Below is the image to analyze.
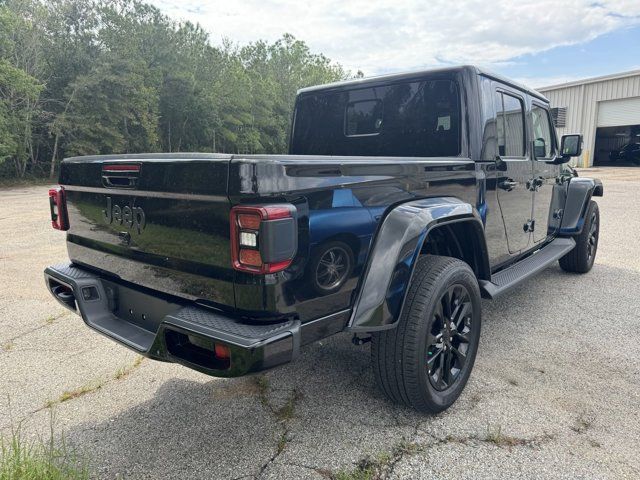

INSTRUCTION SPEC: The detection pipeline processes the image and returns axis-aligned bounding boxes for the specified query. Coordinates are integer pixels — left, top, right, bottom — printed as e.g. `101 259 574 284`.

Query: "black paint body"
51 66 602 376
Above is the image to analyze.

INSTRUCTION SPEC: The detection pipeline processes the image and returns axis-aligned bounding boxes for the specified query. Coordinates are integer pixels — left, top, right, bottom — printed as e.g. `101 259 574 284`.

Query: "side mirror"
554 134 582 165
560 134 582 157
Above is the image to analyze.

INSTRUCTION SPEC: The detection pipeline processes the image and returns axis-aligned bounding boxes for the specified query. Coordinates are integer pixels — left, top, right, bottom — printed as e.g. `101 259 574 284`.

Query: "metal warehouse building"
538 70 640 167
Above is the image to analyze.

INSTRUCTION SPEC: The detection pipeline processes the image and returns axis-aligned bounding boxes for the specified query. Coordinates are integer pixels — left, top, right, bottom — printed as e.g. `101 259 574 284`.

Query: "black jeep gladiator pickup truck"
45 66 603 412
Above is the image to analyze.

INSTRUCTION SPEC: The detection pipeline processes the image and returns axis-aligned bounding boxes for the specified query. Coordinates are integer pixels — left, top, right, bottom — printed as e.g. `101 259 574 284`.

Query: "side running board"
479 237 576 299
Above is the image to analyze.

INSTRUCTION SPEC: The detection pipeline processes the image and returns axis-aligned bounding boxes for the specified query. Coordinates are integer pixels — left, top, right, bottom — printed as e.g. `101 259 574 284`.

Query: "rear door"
531 103 560 243
59 154 235 307
494 88 533 254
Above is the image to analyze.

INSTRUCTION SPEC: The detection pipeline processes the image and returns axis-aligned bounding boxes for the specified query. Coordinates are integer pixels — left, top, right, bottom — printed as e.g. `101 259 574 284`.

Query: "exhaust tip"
48 279 77 312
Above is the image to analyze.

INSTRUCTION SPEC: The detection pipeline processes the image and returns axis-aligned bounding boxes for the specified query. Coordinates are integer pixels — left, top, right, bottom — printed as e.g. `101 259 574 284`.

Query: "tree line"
0 0 350 179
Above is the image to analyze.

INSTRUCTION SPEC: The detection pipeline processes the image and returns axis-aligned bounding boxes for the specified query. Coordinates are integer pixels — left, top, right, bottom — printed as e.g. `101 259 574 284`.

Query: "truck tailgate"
59 154 235 309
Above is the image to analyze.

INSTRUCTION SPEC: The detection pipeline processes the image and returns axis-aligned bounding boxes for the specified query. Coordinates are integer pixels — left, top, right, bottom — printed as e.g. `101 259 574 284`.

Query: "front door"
531 103 560 243
494 89 532 254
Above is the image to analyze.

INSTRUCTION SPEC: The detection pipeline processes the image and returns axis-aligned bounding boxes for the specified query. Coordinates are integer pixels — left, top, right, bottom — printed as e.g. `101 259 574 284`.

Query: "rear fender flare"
559 177 603 236
348 197 488 332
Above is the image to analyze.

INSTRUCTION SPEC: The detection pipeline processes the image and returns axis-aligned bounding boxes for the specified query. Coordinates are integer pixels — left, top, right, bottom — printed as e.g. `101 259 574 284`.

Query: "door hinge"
523 219 535 233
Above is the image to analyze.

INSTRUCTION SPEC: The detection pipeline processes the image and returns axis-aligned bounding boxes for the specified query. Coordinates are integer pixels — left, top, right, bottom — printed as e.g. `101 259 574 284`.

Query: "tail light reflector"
230 204 297 274
214 343 231 360
49 186 69 231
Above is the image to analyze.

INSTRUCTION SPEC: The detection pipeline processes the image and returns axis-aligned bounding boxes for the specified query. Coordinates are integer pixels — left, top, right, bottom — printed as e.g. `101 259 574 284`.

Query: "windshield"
290 77 461 157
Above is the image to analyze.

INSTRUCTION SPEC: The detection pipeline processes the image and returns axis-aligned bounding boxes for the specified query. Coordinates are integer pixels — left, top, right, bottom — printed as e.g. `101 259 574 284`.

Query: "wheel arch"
420 221 490 282
559 177 603 236
348 197 489 333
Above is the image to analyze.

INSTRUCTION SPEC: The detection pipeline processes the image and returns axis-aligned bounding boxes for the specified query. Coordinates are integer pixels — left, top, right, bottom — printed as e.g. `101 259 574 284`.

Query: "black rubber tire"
559 200 599 273
307 240 354 296
371 255 482 413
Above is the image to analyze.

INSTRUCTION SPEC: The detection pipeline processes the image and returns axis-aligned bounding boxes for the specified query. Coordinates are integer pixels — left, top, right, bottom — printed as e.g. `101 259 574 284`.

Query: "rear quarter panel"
228 155 478 321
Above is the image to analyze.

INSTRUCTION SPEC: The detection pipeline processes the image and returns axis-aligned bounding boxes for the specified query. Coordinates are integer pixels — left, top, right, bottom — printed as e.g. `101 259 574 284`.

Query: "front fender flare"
559 177 603 236
348 197 487 332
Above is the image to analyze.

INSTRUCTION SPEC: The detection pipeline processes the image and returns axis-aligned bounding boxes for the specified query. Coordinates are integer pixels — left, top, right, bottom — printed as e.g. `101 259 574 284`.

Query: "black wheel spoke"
453 302 471 330
442 351 453 386
451 346 466 365
437 352 446 385
453 330 470 343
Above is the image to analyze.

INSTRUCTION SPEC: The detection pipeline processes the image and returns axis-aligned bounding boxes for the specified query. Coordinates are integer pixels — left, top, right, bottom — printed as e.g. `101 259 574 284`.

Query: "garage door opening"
594 125 640 166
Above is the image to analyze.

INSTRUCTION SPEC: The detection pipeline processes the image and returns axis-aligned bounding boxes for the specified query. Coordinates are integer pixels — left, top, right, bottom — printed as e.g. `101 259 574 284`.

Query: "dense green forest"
0 0 349 180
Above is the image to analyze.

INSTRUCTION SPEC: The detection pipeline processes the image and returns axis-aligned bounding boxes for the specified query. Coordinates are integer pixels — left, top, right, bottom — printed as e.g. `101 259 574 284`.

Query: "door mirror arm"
547 153 571 165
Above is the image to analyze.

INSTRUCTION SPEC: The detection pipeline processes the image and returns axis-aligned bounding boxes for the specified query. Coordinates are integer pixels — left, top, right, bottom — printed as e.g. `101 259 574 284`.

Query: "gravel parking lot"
1 167 639 479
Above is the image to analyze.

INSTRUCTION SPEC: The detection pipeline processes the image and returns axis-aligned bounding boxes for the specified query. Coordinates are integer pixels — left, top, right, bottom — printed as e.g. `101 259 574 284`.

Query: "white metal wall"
539 72 640 167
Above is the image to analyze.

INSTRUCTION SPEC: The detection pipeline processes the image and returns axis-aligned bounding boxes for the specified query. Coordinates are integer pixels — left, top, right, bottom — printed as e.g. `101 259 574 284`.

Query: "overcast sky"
150 0 640 88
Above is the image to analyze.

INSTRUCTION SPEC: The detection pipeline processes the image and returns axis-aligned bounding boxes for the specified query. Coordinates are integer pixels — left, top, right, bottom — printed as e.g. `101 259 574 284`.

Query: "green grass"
113 356 144 380
333 440 421 480
44 356 144 409
0 423 88 480
333 452 392 480
484 425 519 447
274 389 303 422
253 375 270 407
43 313 67 326
44 380 105 409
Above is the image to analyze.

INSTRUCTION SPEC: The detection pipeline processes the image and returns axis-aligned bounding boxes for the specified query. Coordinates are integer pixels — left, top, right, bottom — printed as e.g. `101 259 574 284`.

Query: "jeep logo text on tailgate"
102 197 146 234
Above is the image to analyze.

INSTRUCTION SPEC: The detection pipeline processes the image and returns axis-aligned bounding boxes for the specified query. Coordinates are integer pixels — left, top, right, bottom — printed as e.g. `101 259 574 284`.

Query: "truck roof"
297 65 549 103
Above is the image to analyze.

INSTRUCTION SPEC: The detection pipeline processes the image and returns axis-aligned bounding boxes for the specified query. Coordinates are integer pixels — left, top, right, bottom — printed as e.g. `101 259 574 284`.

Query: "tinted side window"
532 105 554 158
495 92 525 157
346 100 383 136
291 78 461 157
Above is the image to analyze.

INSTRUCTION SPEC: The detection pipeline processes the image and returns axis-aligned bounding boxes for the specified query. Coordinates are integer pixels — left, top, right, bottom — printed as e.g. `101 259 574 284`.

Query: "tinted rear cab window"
291 78 461 157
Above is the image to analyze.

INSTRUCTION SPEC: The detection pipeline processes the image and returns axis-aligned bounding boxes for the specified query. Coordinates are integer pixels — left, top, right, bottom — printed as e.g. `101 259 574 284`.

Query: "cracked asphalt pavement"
1 167 639 479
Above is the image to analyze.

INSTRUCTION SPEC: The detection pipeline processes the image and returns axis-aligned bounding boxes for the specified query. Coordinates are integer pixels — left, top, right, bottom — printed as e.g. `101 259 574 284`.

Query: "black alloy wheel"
426 284 474 391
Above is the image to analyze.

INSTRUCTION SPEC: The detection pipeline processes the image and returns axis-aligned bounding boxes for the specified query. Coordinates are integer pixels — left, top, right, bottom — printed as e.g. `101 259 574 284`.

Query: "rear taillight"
48 186 69 231
230 204 297 274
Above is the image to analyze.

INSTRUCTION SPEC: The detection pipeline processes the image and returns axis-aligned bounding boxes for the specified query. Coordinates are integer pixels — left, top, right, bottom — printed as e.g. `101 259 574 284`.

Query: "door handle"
498 180 519 191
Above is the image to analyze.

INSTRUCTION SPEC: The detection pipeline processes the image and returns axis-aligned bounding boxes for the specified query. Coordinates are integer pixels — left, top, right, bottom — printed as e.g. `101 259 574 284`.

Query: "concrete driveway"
1 167 639 479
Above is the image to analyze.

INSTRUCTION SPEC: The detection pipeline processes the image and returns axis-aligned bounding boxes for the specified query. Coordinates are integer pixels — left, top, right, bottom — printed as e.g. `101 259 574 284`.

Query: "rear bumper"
45 263 347 377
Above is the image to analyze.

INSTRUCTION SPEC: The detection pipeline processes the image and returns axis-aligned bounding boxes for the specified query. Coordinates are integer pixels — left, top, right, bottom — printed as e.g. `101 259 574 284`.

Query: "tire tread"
372 255 480 412
559 200 599 273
